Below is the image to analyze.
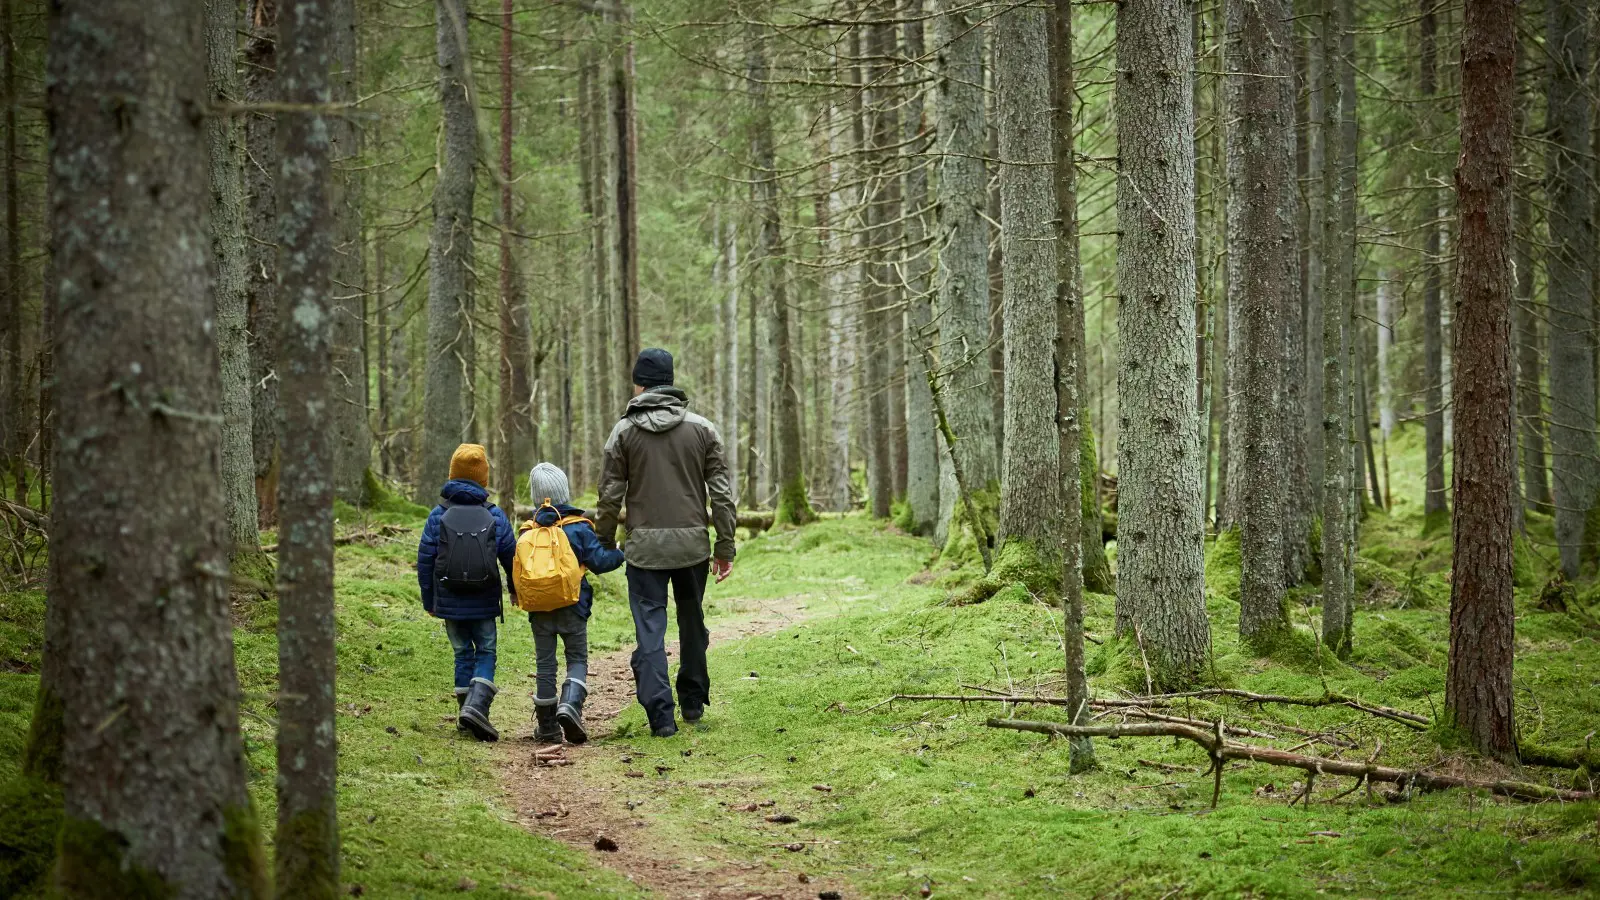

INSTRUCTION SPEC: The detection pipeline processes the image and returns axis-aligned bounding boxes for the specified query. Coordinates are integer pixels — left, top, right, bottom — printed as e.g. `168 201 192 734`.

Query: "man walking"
598 348 737 737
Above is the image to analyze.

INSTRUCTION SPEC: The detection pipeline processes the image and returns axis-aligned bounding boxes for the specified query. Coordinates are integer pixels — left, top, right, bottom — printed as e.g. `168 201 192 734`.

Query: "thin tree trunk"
934 0 1000 549
577 48 603 490
208 0 262 560
1356 319 1382 508
329 0 368 505
1448 0 1517 762
1515 168 1550 512
747 22 814 526
245 0 279 527
1115 0 1211 687
1545 0 1594 576
1422 0 1449 523
722 216 742 505
1050 0 1094 771
496 0 523 509
903 4 939 536
274 0 340 892
418 0 477 502
48 0 270 892
865 11 898 520
1303 5 1326 513
1377 274 1395 439
1228 0 1292 649
821 105 852 513
611 5 640 370
375 231 389 478
1285 6 1314 582
1321 0 1355 658
1 0 19 504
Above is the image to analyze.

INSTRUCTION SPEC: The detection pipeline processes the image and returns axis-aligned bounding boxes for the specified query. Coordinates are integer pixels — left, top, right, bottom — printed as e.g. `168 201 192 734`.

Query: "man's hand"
712 558 733 583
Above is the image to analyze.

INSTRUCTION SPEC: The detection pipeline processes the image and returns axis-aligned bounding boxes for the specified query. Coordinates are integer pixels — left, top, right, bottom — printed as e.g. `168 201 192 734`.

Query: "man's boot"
454 687 470 732
556 679 589 745
533 694 563 744
458 677 499 742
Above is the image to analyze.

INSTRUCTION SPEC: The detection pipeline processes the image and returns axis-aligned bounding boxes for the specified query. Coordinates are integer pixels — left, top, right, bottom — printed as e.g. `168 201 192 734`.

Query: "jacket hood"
624 386 689 434
531 502 584 527
439 478 491 505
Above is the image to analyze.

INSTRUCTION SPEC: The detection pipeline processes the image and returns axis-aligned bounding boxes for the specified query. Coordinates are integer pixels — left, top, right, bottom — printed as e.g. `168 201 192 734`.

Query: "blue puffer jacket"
417 479 517 620
530 503 625 619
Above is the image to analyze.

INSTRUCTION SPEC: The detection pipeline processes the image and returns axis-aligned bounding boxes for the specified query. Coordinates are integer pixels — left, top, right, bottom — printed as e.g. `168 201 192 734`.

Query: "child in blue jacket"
417 443 517 741
526 462 624 744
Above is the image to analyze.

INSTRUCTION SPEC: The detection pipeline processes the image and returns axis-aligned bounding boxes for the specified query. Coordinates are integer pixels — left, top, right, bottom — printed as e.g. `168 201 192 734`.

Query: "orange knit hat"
449 443 490 488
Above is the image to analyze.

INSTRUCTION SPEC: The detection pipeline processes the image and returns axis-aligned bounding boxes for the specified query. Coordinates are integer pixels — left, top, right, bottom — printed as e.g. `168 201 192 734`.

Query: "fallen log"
514 505 775 534
986 717 1594 804
883 694 1278 740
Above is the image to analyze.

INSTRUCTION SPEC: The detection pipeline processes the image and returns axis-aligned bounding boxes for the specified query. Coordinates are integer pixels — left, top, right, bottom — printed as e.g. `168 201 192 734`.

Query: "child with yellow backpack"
514 462 624 744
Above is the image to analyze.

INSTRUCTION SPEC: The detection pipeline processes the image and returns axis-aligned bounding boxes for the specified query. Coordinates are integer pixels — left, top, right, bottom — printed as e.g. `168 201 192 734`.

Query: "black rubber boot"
556 679 589 745
455 688 470 732
459 677 499 742
533 696 563 744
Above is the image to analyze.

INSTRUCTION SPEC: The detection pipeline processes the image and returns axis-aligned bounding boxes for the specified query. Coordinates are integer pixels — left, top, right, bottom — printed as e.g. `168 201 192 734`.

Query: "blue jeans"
444 617 497 688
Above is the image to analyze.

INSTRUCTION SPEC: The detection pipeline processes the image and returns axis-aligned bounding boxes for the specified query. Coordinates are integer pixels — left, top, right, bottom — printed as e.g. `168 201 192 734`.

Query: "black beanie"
632 347 674 388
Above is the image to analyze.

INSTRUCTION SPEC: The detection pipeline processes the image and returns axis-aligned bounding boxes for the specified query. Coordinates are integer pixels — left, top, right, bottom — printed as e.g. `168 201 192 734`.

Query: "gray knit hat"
528 462 571 506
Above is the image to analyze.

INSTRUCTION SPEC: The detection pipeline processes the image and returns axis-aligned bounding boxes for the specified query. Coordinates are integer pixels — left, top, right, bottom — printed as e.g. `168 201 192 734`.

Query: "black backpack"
435 499 499 594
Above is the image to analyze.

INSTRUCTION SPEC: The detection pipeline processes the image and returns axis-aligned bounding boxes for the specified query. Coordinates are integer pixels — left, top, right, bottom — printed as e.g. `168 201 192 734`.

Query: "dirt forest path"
492 591 848 900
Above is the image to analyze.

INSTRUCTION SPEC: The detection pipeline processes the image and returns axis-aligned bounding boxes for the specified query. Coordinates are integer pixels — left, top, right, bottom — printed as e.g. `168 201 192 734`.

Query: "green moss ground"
3 423 1599 897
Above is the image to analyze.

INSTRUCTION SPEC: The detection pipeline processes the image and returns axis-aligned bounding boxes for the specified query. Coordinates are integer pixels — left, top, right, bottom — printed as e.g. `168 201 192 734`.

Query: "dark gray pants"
529 606 588 704
626 561 710 728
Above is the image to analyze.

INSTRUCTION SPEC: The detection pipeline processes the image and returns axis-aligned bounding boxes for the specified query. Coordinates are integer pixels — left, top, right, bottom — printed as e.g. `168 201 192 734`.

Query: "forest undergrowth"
3 424 1599 898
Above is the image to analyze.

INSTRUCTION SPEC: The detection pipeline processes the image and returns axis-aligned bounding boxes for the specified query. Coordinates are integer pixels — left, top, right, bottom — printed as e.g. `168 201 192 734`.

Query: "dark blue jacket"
530 503 625 619
417 479 517 620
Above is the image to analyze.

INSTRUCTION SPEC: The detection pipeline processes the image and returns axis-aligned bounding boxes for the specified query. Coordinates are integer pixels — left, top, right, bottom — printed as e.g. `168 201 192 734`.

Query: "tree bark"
1515 163 1550 513
1545 0 1594 576
47 0 270 892
1 0 19 504
1320 0 1355 658
1421 0 1449 523
329 0 369 505
934 0 999 549
207 0 262 560
995 0 1060 586
747 22 814 526
496 0 531 508
245 0 279 527
902 3 939 536
611 5 640 375
820 103 851 513
1051 0 1094 772
1114 0 1211 687
1281 20 1311 584
1303 8 1326 514
274 0 341 892
722 215 742 505
862 11 899 520
1449 0 1518 762
418 0 478 502
1227 0 1293 649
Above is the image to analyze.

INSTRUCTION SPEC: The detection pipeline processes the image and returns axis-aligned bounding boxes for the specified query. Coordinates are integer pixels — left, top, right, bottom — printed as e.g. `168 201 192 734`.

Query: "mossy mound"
0 775 61 899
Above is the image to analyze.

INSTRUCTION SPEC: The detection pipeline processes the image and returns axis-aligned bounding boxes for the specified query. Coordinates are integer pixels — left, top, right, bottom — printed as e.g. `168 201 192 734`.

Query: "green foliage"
1205 528 1242 602
939 482 998 568
772 473 816 527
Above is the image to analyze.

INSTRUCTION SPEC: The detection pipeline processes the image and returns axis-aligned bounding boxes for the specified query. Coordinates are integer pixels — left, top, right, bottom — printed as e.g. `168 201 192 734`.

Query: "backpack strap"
555 514 593 529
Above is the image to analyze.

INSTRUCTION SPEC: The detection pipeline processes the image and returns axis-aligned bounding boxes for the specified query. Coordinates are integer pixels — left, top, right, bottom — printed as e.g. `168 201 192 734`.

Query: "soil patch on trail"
494 594 849 900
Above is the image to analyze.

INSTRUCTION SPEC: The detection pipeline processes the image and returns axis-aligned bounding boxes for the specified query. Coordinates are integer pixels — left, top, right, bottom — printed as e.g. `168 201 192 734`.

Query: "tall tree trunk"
934 0 999 551
1320 0 1355 658
1515 159 1550 513
208 0 263 562
47 0 270 892
1051 0 1094 772
1377 275 1395 439
1303 7 1326 514
1449 0 1517 761
611 5 640 373
245 0 279 527
496 0 529 509
995 0 1060 588
865 12 899 520
1545 0 1594 576
821 104 852 513
418 0 477 503
903 4 939 536
1281 19 1311 583
1228 0 1292 649
1 0 19 504
577 48 604 490
274 0 340 892
748 23 814 526
375 232 390 478
1356 320 1383 508
1114 0 1211 687
329 0 368 505
722 216 742 505
1421 0 1449 524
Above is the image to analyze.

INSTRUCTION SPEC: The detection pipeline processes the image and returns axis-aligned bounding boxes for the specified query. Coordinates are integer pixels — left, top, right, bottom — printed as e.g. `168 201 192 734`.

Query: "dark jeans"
443 617 497 688
529 606 589 702
626 561 710 728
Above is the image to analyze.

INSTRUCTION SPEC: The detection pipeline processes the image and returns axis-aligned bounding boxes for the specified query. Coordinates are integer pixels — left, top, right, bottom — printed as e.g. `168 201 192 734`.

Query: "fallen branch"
986 718 1593 803
0 498 49 533
263 522 410 554
1142 688 1431 730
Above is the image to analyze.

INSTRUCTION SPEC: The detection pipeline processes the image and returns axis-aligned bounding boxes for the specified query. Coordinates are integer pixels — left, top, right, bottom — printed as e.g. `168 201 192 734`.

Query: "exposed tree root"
986 718 1594 804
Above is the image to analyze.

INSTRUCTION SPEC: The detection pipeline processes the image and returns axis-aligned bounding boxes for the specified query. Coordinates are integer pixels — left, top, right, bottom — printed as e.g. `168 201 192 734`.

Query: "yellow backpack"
513 501 589 613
